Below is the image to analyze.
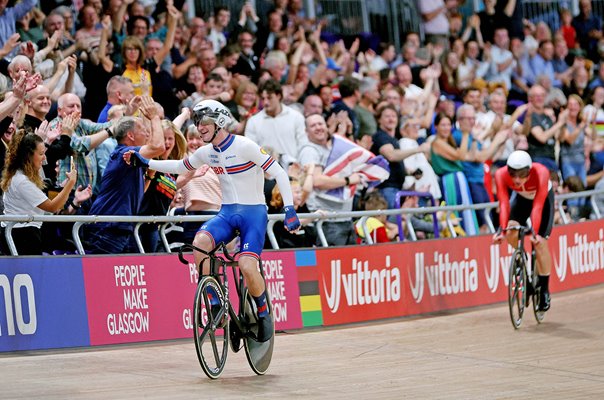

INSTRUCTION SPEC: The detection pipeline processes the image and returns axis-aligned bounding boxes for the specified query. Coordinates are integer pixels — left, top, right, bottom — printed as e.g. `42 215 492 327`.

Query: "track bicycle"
178 242 274 379
505 225 545 329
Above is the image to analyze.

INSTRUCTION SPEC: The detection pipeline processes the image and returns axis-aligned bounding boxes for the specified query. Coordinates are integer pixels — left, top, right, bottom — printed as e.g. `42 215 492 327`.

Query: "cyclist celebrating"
493 150 554 311
126 99 300 342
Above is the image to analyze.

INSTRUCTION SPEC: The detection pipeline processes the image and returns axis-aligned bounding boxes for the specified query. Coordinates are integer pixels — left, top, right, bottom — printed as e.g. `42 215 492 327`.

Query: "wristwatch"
344 176 350 186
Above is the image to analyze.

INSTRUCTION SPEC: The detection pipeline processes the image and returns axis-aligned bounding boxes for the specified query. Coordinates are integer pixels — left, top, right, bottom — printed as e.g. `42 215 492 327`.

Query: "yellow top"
122 66 152 97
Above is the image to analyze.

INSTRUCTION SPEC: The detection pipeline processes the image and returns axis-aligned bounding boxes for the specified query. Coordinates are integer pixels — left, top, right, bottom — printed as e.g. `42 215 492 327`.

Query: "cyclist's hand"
123 150 150 167
283 205 301 232
531 234 543 245
492 231 504 244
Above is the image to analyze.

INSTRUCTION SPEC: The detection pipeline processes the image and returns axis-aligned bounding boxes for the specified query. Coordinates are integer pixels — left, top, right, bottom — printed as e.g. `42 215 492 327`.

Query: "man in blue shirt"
0 0 35 54
86 96 165 254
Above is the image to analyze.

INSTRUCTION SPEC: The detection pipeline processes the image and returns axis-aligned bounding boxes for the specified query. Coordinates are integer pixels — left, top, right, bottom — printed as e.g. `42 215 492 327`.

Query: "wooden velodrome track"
1 284 604 399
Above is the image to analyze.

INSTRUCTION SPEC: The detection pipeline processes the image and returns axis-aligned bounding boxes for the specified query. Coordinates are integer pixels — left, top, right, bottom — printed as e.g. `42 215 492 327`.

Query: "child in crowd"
355 192 398 243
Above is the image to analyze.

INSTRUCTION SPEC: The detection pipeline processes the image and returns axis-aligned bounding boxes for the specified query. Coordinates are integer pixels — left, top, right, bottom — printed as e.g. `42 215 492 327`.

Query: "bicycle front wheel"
531 259 545 324
193 276 229 379
508 249 526 329
242 288 274 375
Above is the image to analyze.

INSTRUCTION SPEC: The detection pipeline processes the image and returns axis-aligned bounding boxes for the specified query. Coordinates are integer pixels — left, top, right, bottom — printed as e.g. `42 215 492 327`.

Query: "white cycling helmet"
507 150 532 171
192 99 233 129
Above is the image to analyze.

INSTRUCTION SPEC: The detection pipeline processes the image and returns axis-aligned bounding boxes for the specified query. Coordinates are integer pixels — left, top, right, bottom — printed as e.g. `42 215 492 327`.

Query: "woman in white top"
1 130 76 254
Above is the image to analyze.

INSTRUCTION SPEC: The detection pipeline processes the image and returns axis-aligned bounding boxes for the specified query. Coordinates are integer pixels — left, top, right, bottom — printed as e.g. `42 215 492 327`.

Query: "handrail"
1 188 602 255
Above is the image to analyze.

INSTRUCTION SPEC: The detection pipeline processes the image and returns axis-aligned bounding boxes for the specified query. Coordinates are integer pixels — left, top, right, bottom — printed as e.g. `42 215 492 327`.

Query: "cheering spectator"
137 120 187 252
371 105 428 212
0 130 76 255
245 79 307 167
522 84 567 172
51 93 113 195
85 96 165 254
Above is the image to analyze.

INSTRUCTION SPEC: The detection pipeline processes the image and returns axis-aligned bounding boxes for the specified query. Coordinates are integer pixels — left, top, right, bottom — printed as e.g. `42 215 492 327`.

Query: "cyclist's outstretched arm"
147 147 208 174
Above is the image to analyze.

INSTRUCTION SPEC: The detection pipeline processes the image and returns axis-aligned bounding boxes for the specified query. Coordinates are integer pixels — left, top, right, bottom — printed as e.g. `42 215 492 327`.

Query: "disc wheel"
508 250 526 329
193 276 229 379
242 288 274 375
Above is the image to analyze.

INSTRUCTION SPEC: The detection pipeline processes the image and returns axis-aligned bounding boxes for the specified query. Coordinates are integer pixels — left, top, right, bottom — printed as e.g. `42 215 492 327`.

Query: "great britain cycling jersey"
495 162 553 236
147 133 292 258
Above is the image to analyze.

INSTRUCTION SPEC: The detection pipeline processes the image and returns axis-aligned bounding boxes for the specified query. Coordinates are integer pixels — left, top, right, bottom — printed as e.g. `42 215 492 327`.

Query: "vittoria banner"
1 220 602 351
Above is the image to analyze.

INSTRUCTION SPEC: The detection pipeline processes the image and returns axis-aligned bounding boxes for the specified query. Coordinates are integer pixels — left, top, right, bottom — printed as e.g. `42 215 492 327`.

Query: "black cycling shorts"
509 189 555 238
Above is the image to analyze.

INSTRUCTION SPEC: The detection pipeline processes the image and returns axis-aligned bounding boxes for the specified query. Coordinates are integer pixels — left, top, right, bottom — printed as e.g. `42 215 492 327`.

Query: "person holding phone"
0 130 77 255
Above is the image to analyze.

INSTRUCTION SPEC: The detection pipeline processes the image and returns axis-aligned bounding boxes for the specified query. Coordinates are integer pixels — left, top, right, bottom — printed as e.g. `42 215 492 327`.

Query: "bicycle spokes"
508 252 526 329
194 277 229 379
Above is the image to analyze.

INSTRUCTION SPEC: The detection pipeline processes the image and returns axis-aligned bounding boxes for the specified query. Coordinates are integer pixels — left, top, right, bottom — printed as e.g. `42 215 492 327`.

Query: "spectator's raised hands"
66 55 78 74
35 120 51 141
19 41 35 60
74 184 93 204
48 29 62 50
139 95 158 120
469 14 480 29
11 72 30 99
2 33 20 55
61 111 81 135
349 37 360 56
101 15 112 32
126 95 142 116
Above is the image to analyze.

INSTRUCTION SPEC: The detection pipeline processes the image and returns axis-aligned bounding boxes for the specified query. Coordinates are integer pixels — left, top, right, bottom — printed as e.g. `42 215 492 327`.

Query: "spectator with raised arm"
50 93 113 196
371 104 429 213
0 0 36 54
0 129 76 255
85 95 165 254
522 84 567 172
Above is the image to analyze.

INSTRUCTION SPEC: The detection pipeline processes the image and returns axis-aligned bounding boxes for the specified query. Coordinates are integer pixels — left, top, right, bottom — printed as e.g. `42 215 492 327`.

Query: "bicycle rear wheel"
508 250 526 329
193 276 229 379
242 288 274 375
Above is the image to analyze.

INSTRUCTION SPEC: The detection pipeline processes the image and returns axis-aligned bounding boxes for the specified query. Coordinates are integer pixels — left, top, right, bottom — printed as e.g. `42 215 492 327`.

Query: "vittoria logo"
556 231 604 282
409 249 478 303
322 257 401 313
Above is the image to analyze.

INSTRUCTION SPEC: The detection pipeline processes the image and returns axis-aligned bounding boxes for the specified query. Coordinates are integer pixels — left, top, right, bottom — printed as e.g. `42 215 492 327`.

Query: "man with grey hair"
50 93 113 194
86 96 166 254
354 77 380 149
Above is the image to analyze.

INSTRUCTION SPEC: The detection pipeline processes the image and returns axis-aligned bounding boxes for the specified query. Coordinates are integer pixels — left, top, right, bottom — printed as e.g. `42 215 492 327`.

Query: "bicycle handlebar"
503 225 535 237
177 242 237 265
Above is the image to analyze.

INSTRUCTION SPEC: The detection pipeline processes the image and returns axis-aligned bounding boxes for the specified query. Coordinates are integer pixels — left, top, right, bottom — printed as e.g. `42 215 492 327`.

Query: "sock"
253 291 269 317
538 275 550 292
207 286 220 306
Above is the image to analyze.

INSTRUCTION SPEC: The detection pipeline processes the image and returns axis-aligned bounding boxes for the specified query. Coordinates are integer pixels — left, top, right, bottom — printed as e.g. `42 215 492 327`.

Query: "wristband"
344 176 350 186
106 128 113 137
69 199 81 209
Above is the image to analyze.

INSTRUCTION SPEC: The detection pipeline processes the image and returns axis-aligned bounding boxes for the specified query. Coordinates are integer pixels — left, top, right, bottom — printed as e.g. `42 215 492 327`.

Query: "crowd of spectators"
0 0 603 255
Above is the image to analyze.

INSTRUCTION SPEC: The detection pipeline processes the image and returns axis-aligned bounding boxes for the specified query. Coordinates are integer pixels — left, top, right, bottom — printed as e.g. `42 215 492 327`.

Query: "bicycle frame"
504 225 544 328
504 226 537 291
178 243 260 338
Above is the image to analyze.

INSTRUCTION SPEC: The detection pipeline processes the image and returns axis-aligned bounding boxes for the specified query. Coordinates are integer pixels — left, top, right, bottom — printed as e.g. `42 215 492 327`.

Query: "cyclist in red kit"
493 150 554 311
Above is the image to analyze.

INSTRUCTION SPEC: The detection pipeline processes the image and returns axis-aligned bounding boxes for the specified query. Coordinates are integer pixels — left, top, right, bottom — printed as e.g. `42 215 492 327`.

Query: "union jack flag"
316 135 390 203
